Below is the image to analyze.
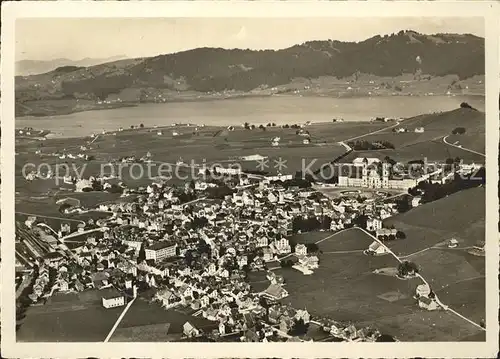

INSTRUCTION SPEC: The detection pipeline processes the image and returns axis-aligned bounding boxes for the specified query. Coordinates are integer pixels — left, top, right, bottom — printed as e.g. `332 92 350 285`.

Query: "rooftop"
146 241 177 251
100 287 124 300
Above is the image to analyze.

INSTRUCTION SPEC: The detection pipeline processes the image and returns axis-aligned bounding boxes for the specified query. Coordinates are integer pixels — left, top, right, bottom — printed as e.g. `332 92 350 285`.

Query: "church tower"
361 158 368 187
382 162 390 189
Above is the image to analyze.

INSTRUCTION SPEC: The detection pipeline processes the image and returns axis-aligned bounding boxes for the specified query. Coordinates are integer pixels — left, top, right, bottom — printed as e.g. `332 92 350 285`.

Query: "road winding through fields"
344 121 402 142
442 135 485 157
350 227 485 332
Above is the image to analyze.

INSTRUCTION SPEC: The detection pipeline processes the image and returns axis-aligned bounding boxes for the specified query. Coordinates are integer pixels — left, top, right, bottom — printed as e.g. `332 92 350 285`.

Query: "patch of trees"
106 183 123 194
289 318 309 336
58 203 72 214
292 217 321 233
409 167 485 204
190 216 209 230
280 259 295 268
376 334 396 342
395 195 412 213
384 156 397 166
460 102 476 110
347 140 395 150
352 214 369 229
177 191 196 204
305 243 320 253
451 127 466 135
397 260 419 278
205 184 235 199
276 172 314 189
396 231 406 239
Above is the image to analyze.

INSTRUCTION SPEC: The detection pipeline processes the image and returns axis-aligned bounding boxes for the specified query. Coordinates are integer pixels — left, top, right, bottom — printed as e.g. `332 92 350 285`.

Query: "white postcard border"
2 1 499 358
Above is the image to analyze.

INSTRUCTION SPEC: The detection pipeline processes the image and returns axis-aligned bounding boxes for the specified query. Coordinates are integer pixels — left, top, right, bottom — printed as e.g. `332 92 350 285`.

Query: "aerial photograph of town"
13 16 487 343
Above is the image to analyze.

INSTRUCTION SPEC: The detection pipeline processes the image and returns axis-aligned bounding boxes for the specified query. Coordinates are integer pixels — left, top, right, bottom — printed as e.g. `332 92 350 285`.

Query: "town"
15 149 486 342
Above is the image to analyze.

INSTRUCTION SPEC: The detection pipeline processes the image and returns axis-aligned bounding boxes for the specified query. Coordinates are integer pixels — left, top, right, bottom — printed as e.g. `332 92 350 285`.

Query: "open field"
357 108 484 149
15 119 392 221
288 231 333 245
411 248 484 291
17 290 123 342
275 227 484 341
112 298 217 341
435 277 485 325
384 187 485 256
344 108 485 163
343 140 484 164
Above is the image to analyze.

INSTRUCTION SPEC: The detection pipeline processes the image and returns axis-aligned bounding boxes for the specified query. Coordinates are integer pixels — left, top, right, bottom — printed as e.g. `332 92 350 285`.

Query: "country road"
344 121 401 142
354 226 486 332
313 226 485 332
104 296 137 342
442 135 485 157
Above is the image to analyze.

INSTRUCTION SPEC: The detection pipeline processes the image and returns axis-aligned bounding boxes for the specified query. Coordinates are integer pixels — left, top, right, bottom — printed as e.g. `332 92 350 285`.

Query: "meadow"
275 227 485 341
384 187 485 256
17 290 123 342
112 298 217 341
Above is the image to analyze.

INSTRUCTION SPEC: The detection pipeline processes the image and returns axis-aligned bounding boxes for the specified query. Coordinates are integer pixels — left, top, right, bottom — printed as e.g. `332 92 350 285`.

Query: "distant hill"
16 55 128 76
15 30 484 111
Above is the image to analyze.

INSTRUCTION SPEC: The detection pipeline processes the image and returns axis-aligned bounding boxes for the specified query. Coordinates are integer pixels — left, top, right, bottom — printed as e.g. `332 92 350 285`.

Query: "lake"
17 95 485 138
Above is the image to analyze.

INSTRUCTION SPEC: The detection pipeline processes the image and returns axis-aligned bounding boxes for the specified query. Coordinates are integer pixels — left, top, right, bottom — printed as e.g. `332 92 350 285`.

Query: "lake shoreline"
16 94 485 139
16 92 485 119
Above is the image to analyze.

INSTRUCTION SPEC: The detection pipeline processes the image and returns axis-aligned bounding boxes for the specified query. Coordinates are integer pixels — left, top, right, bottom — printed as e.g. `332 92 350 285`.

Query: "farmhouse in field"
183 321 200 337
239 154 267 162
101 288 126 309
365 241 388 255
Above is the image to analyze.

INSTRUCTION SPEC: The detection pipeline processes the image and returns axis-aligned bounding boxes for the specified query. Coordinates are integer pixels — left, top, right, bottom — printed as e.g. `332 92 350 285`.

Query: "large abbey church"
337 157 429 190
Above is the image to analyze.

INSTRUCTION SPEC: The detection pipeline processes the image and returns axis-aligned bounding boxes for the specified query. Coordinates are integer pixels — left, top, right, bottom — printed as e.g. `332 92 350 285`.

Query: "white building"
338 159 421 190
257 236 269 248
366 241 388 255
366 218 383 231
272 238 291 254
215 167 242 175
264 174 293 183
295 244 307 257
239 154 268 162
352 157 380 167
101 290 125 309
145 242 177 262
123 239 143 253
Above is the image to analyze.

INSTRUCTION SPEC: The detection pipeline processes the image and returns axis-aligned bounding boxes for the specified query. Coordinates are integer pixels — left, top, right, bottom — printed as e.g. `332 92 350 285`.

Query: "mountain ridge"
15 30 484 115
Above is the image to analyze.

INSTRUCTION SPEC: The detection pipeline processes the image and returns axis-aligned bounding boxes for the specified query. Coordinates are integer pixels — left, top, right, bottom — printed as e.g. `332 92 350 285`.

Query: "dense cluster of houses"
21 150 474 342
19 169 414 341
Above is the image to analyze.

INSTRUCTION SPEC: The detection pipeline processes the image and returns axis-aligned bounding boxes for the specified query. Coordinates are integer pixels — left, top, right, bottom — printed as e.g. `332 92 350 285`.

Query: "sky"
16 17 484 61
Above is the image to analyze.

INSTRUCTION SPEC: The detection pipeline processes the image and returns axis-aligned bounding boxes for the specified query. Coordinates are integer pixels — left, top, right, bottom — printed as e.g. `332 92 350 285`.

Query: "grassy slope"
343 108 485 163
384 186 485 255
277 228 483 341
17 291 123 342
